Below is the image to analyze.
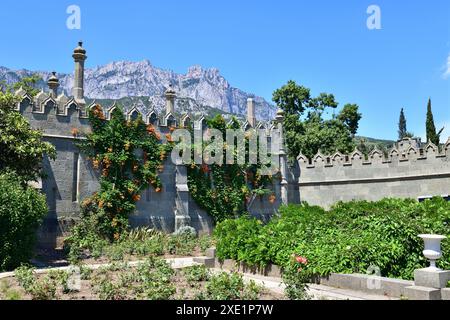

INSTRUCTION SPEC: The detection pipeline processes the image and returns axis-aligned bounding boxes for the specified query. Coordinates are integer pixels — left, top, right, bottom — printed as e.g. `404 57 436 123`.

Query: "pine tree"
426 98 440 145
398 108 407 140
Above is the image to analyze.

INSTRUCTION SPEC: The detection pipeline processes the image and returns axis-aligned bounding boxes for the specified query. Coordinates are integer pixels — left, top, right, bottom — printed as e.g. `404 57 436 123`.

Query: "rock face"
0 61 276 120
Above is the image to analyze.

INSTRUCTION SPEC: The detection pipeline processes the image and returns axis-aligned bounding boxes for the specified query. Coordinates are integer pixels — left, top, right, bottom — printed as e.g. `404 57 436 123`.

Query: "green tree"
398 108 407 140
337 104 362 137
425 98 444 146
0 172 48 271
272 80 359 160
0 88 56 183
13 74 42 97
272 80 311 116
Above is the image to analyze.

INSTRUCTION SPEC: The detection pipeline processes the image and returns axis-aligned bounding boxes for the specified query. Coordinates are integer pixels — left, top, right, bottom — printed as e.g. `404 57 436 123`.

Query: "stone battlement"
15 88 275 135
297 139 450 209
298 138 450 170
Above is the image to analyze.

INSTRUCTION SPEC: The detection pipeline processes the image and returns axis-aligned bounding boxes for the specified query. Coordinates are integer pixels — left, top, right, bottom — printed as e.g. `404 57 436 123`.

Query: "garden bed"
0 258 285 300
32 229 215 268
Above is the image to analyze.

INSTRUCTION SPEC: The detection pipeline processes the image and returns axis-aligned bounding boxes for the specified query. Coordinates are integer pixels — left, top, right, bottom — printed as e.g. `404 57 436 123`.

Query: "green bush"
202 272 261 300
183 265 210 284
214 198 450 280
214 216 266 267
15 265 59 300
0 173 47 271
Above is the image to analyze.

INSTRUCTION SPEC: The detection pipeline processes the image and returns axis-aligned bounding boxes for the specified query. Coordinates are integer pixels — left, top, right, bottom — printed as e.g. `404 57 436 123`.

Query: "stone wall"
15 90 290 247
297 139 450 209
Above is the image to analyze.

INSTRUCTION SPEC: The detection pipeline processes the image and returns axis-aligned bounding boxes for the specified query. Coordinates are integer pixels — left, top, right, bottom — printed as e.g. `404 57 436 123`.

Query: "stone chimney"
165 84 176 115
47 72 59 98
247 98 256 127
72 41 87 104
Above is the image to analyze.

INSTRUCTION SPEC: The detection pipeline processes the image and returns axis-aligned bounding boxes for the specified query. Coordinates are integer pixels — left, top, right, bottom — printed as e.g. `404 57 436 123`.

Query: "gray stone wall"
15 91 288 247
297 141 450 209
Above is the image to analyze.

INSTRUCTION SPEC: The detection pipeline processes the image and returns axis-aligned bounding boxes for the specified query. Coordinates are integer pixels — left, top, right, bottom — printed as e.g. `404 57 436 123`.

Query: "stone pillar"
174 158 191 232
72 41 87 104
165 85 176 115
47 72 59 98
247 98 256 127
275 108 289 205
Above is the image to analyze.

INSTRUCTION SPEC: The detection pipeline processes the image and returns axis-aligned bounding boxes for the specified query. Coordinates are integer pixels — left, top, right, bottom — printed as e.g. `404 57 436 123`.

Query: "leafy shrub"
127 227 163 241
282 255 311 300
91 257 176 300
183 265 210 284
165 234 198 256
173 226 197 237
214 198 450 280
202 272 261 300
92 274 128 300
0 172 48 271
132 258 176 300
199 235 214 253
214 216 266 266
15 265 57 300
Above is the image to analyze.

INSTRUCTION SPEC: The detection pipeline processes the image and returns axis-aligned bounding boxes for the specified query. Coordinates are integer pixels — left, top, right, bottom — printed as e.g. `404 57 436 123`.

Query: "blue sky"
0 0 449 141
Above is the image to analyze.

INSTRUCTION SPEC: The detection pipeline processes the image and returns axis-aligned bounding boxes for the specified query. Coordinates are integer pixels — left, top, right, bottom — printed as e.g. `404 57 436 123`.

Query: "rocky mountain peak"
0 60 276 120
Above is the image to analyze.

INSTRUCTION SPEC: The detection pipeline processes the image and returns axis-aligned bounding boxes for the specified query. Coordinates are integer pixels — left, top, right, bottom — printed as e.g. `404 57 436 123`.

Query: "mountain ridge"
0 60 276 121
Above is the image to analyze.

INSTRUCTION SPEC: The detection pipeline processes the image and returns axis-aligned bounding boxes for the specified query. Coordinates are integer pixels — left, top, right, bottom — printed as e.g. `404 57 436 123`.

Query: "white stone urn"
418 234 446 271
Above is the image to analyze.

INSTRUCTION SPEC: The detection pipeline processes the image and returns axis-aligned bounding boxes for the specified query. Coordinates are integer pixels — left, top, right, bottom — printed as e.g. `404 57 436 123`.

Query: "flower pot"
418 234 446 271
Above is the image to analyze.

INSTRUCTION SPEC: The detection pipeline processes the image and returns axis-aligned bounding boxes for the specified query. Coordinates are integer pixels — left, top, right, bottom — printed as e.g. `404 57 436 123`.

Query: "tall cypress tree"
426 98 439 145
398 108 407 140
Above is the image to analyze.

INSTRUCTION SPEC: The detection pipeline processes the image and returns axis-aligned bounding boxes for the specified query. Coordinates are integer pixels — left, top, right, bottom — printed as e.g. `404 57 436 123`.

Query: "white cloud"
443 53 450 79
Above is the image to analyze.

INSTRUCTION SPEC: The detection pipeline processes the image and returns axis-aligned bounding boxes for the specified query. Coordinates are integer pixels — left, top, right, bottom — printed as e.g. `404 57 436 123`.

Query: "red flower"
295 255 308 265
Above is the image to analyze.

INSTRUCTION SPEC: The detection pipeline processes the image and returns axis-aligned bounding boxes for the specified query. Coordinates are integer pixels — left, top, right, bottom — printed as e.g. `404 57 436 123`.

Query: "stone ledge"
414 268 450 289
205 247 216 259
405 286 441 300
441 288 450 300
193 257 215 268
214 259 282 278
317 273 413 298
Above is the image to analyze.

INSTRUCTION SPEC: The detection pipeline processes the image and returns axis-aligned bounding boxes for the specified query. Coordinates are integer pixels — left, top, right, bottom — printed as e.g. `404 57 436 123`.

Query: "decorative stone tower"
165 84 176 115
72 41 87 105
275 107 289 205
47 72 59 98
247 98 256 127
